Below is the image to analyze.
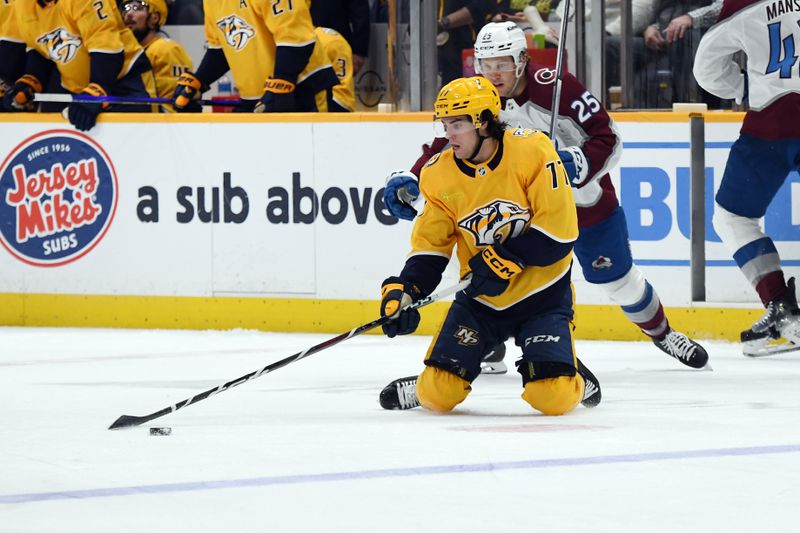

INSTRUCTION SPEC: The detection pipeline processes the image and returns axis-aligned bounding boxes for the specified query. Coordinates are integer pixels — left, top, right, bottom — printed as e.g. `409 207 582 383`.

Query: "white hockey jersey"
694 0 800 139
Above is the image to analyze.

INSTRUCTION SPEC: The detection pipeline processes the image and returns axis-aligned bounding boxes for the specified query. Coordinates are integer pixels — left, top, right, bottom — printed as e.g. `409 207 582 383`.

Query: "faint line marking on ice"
2 444 800 504
449 424 610 433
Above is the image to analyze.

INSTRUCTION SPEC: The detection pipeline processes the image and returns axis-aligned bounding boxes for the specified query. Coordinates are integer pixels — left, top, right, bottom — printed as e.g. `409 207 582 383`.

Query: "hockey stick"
548 0 571 138
34 92 244 107
108 279 471 430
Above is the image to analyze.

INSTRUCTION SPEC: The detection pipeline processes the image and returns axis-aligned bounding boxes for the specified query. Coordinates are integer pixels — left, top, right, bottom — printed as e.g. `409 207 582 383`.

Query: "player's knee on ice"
521 376 583 415
417 366 471 412
518 361 583 415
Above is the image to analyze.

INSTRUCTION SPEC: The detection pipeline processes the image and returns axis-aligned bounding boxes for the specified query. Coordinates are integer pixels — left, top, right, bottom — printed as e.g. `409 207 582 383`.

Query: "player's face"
478 56 517 97
123 1 151 37
441 116 479 159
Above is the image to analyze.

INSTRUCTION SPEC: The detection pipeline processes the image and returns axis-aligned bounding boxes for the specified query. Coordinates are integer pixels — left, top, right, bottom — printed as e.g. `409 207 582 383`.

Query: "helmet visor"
477 57 517 75
433 117 475 137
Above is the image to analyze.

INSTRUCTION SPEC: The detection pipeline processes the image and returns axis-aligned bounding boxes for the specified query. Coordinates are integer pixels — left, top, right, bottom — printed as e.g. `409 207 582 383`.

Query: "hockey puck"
149 427 172 436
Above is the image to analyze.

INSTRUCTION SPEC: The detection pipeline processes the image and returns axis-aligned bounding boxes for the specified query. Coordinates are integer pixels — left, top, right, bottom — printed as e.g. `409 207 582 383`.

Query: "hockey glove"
557 146 589 186
2 74 42 112
173 72 205 112
380 276 423 338
384 170 421 221
464 244 525 298
68 83 108 132
256 78 296 113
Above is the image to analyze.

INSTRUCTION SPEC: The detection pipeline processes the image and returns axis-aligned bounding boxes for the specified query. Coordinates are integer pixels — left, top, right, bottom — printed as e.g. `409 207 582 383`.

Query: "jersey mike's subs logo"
36 28 82 64
0 130 118 267
458 199 530 246
217 14 255 50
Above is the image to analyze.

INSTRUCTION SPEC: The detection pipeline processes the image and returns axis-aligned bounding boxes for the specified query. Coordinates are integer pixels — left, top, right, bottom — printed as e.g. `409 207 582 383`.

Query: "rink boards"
0 112 797 340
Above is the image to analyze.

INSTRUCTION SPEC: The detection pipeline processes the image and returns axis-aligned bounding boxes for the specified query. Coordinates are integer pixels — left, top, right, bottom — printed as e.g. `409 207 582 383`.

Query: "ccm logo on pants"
525 335 561 346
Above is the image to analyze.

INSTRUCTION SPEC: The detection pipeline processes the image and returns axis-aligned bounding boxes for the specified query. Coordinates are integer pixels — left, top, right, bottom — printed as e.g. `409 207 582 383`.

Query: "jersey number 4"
766 21 800 78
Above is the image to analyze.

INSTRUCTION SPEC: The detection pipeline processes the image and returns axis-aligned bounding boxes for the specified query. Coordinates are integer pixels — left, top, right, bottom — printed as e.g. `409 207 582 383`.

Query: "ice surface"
1 327 799 532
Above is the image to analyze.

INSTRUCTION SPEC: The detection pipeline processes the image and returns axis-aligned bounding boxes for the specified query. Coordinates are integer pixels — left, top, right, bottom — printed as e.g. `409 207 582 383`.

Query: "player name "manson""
766 0 800 20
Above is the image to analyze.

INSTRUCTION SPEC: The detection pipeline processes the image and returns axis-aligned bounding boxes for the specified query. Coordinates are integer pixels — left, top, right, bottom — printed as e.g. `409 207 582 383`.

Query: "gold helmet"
147 0 169 23
124 0 169 24
434 76 501 129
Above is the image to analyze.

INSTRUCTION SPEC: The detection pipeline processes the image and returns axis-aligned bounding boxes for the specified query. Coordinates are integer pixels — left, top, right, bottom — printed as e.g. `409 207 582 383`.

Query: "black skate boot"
577 358 601 408
379 375 420 410
653 329 709 368
741 278 800 356
480 342 507 374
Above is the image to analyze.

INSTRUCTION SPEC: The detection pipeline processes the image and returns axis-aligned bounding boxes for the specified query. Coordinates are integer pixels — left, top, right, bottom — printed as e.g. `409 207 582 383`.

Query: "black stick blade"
108 414 149 430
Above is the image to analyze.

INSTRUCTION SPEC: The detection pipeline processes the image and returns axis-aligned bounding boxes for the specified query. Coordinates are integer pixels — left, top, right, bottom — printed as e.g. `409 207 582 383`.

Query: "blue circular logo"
0 130 118 267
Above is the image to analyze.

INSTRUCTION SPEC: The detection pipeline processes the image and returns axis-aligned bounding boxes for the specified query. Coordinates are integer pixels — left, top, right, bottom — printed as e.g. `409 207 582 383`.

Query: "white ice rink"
1 326 799 532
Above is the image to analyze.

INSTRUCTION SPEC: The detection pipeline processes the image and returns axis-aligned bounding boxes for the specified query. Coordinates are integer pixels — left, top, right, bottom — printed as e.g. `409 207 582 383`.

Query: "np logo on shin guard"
458 199 530 246
454 325 480 346
0 130 118 267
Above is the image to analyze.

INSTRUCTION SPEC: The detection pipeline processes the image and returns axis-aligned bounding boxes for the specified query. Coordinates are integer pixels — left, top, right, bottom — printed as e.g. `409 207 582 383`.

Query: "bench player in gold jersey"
314 26 354 112
172 0 339 112
378 77 601 415
122 0 193 112
1 0 156 130
0 0 25 107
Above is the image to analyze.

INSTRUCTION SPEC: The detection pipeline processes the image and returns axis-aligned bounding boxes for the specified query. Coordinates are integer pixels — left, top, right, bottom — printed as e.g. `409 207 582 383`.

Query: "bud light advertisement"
0 130 118 267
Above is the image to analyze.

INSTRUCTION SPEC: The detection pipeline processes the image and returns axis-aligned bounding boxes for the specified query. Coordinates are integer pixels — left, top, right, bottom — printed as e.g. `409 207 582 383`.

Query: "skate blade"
743 338 800 357
480 361 508 374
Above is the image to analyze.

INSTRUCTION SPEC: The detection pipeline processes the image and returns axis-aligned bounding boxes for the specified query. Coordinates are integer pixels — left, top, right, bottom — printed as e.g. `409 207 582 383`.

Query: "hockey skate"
741 278 800 357
653 329 709 368
480 342 508 374
379 375 420 410
577 358 601 408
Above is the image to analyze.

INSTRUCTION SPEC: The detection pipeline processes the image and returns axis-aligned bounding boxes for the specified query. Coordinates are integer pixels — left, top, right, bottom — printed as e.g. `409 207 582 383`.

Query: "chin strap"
467 132 488 162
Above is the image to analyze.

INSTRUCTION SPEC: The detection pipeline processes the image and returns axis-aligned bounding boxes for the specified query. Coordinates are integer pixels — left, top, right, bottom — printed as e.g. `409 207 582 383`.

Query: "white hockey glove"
383 170 425 221
557 146 590 187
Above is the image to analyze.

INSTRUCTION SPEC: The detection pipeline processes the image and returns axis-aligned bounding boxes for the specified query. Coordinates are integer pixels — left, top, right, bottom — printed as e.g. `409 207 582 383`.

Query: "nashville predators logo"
458 199 530 246
216 15 256 50
36 28 82 64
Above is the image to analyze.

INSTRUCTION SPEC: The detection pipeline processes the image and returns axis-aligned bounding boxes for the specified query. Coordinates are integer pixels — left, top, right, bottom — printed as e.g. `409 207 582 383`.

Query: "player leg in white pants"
712 134 800 352
574 206 709 368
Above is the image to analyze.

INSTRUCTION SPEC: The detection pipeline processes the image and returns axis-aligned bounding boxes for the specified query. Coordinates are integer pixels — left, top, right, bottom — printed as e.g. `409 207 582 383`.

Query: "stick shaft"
549 0 571 138
108 279 469 430
34 93 243 107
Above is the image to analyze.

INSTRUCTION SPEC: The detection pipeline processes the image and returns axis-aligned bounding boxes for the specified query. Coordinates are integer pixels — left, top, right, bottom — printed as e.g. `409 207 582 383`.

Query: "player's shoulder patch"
510 127 538 138
424 152 442 168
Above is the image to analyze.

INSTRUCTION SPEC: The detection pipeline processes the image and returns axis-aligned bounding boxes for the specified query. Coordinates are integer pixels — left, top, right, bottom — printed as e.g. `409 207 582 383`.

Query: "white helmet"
474 22 528 78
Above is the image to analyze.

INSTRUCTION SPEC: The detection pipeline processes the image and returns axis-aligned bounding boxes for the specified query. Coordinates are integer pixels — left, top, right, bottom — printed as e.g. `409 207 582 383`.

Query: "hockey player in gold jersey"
314 27 354 112
172 0 339 112
378 77 600 415
1 0 156 130
0 0 25 107
123 0 193 112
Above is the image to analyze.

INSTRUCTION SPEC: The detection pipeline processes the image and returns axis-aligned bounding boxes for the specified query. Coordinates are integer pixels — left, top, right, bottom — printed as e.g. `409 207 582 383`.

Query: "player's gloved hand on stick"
557 145 589 186
68 83 109 131
2 74 42 112
172 72 205 112
255 78 296 113
380 276 423 338
464 243 525 298
384 170 421 221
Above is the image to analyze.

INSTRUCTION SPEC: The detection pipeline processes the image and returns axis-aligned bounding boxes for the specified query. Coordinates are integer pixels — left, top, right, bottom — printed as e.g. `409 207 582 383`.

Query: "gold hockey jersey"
203 0 333 99
415 128 578 310
314 27 354 111
0 0 21 45
145 36 193 105
14 0 145 93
